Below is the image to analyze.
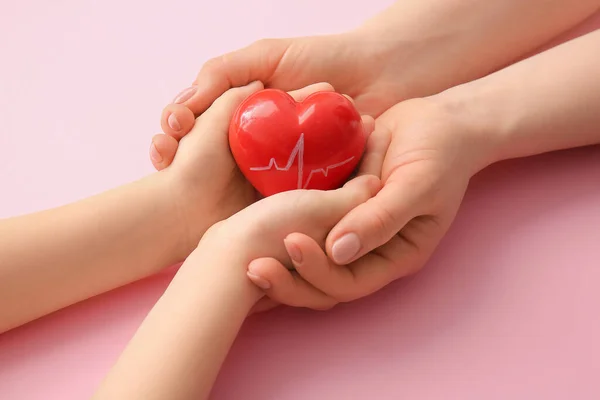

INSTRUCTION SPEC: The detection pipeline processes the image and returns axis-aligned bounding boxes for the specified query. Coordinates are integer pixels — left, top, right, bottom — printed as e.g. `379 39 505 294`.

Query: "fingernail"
172 86 197 104
167 113 181 131
331 233 361 264
284 238 303 263
149 143 162 163
247 271 271 290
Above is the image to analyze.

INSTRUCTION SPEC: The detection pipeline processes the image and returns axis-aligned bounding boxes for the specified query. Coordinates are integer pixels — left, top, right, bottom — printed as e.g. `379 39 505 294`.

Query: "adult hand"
246 98 493 308
150 31 406 170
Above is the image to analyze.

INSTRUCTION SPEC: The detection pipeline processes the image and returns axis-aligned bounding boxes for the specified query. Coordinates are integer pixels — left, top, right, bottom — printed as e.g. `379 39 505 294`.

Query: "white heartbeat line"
249 133 355 189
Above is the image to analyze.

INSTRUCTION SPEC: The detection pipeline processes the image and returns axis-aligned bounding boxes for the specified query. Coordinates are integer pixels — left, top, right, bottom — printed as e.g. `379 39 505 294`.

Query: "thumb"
184 81 264 148
326 178 424 265
186 39 290 116
316 175 382 227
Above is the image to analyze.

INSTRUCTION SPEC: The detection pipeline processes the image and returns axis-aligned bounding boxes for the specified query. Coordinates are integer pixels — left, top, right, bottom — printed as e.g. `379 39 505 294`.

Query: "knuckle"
291 190 322 213
251 38 278 50
201 56 224 73
370 204 400 243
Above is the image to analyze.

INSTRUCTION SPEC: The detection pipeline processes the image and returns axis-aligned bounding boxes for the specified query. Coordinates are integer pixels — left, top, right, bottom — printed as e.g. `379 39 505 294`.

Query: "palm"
174 128 258 222
358 100 473 276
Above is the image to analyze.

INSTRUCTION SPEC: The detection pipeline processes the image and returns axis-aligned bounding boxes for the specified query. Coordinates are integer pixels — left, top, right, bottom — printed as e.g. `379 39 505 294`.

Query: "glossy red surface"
229 89 366 196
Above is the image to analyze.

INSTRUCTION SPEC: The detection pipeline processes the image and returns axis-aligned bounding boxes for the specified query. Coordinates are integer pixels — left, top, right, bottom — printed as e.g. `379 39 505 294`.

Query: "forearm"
0 171 194 332
360 0 600 98
92 249 262 400
437 29 600 166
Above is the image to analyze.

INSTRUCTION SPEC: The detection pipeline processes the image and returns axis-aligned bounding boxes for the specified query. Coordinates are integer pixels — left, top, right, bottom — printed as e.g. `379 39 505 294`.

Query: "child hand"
245 98 492 309
162 81 374 256
194 175 381 311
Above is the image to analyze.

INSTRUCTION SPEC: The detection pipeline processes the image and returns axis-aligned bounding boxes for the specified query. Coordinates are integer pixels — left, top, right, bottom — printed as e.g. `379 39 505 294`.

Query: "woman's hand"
150 31 407 170
246 98 491 309
149 0 600 171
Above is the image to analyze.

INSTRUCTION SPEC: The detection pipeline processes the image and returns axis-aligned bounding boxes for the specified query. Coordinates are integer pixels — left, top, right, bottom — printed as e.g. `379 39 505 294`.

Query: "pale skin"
247 28 600 308
152 0 600 306
92 176 380 400
0 2 599 399
0 82 369 333
93 28 600 396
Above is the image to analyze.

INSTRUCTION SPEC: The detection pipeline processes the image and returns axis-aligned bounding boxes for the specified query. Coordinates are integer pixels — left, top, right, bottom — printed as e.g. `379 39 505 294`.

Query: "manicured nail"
172 86 197 104
284 238 303 263
331 233 361 264
149 143 162 163
167 113 181 131
247 272 271 290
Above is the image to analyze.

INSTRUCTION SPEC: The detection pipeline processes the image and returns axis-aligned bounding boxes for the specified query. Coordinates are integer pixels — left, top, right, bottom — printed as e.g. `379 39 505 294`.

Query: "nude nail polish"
172 86 197 104
331 233 361 264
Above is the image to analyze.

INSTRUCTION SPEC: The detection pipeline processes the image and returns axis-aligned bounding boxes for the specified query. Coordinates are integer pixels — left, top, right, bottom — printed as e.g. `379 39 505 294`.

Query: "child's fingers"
247 257 338 311
150 134 178 171
356 125 392 178
249 297 280 314
194 81 264 142
322 174 382 220
361 115 375 137
160 104 196 140
287 82 334 101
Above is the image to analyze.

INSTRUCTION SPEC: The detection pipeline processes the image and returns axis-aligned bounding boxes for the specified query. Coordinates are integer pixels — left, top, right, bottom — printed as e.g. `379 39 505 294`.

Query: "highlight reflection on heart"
229 89 366 196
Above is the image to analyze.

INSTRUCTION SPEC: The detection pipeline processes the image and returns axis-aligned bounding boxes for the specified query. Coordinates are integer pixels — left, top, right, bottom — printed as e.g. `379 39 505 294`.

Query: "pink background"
1 1 600 399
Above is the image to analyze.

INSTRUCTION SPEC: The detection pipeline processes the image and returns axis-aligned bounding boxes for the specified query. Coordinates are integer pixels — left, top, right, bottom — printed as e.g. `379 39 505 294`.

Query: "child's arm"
0 82 264 333
0 173 190 332
91 247 262 400
91 175 380 400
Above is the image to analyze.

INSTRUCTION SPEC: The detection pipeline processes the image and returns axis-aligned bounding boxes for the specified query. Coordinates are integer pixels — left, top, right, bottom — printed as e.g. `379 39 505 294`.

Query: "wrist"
429 81 508 173
174 232 264 312
159 168 235 261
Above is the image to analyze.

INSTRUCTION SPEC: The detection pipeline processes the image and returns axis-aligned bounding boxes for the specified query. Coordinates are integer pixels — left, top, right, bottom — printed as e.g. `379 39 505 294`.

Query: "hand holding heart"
229 89 366 196
165 81 376 254
248 99 483 309
158 82 484 310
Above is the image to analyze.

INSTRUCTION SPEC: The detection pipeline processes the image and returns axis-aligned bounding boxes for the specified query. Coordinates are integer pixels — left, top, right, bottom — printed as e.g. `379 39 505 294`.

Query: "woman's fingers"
283 233 357 302
247 231 429 308
164 38 289 133
326 174 425 265
187 39 290 116
247 250 338 311
279 233 406 303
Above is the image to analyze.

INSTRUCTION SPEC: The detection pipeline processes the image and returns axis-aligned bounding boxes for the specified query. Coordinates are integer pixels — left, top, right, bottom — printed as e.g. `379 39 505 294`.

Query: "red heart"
228 89 366 197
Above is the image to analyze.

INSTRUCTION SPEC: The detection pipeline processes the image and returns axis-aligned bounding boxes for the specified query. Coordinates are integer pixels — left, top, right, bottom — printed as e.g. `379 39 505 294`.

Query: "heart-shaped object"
228 89 366 197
